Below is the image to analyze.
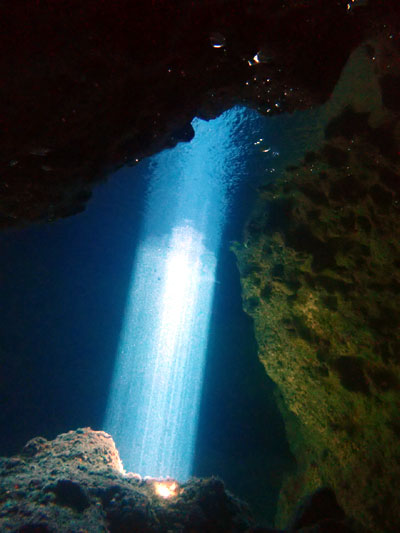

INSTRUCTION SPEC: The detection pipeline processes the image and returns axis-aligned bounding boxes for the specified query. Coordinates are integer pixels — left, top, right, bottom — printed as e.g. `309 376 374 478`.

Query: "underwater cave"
1 2 400 532
0 105 297 526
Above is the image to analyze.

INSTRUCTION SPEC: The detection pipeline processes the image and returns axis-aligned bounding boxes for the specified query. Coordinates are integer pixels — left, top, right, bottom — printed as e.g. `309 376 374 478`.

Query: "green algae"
233 107 400 532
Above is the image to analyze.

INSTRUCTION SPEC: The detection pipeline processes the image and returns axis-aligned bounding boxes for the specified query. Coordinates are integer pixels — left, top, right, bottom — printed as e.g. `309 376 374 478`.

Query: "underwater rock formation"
0 428 354 532
0 428 254 532
0 0 397 226
234 105 400 532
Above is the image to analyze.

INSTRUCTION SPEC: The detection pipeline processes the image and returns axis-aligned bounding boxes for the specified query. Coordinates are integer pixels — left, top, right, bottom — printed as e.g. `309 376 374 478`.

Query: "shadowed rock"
0 0 394 227
0 428 254 533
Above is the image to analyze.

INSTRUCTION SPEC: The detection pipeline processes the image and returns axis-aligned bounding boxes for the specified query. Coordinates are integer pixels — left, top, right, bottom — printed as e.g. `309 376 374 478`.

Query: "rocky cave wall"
233 34 400 533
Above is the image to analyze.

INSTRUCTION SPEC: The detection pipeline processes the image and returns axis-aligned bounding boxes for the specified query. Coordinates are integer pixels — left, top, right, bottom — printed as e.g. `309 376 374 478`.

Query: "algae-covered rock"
234 107 400 532
0 428 254 532
0 428 355 532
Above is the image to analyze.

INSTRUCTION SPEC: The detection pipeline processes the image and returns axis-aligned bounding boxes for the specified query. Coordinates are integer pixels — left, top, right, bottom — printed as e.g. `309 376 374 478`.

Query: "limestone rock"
234 104 400 532
0 428 253 532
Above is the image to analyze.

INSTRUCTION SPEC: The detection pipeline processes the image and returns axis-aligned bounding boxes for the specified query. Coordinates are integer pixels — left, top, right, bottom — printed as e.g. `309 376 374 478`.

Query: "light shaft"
104 107 251 480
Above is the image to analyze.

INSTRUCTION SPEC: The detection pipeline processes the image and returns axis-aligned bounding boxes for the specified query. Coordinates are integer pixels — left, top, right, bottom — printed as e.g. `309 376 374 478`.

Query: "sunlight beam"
104 106 253 480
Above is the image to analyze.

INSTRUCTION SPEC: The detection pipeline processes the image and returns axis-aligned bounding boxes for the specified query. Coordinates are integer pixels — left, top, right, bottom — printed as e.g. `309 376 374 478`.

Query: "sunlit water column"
104 107 252 480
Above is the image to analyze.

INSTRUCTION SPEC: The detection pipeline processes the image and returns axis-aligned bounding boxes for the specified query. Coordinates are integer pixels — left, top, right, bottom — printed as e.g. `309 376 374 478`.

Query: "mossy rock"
234 108 400 533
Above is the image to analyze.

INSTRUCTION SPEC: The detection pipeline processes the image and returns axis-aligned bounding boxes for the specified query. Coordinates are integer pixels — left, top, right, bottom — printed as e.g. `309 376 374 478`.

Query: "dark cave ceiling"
1 0 399 227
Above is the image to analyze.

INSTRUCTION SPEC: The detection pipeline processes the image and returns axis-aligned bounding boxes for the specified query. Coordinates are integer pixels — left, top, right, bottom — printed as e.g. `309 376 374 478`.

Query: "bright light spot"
160 227 202 339
253 53 260 63
210 32 226 48
154 480 179 499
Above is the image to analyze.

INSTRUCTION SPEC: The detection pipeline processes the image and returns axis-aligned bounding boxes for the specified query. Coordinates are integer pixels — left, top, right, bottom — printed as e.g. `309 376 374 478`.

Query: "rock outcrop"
234 98 400 532
0 428 354 532
0 428 254 532
232 12 400 531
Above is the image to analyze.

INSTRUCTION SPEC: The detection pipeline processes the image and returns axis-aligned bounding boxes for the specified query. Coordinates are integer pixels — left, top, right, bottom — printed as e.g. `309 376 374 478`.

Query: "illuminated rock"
0 428 254 532
0 428 354 531
234 106 400 532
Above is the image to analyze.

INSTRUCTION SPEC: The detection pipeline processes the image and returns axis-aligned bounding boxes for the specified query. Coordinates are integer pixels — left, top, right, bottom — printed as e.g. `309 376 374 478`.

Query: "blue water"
0 104 310 522
104 107 270 479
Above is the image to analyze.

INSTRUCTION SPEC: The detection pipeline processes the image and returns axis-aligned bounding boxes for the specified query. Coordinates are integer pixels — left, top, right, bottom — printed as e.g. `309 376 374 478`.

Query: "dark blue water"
0 164 148 452
0 106 310 524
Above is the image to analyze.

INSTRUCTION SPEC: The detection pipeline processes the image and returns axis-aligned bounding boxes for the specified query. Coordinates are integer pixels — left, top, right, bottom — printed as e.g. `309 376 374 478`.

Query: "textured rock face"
0 428 254 532
234 90 400 532
0 428 356 532
0 0 395 227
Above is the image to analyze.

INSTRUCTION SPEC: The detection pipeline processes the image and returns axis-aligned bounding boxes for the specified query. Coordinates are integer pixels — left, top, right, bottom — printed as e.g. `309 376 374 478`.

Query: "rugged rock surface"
234 93 400 532
0 0 397 226
0 428 353 533
0 428 254 532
